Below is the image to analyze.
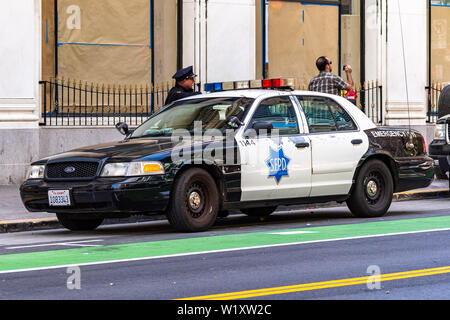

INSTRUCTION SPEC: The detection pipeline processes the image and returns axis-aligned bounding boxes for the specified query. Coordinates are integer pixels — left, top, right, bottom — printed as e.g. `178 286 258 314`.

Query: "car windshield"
131 97 255 138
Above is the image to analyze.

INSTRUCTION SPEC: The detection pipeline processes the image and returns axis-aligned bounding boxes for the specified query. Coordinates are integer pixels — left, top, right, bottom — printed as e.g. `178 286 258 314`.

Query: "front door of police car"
238 96 312 202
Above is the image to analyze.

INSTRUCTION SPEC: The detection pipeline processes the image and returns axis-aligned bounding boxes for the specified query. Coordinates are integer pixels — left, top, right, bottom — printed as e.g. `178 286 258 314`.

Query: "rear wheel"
166 168 219 232
56 214 104 231
346 160 393 218
241 206 277 217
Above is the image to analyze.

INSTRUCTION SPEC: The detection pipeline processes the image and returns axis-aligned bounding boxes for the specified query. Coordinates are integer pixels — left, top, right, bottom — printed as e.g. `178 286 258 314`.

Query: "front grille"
447 124 449 143
46 162 99 180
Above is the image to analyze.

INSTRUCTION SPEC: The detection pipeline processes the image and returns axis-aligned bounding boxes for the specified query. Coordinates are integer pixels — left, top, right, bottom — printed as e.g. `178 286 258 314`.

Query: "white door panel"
239 136 312 202
309 132 369 197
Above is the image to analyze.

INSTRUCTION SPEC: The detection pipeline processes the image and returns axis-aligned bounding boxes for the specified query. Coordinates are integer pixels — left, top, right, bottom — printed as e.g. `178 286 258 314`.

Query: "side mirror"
244 122 273 138
116 122 130 136
252 121 273 135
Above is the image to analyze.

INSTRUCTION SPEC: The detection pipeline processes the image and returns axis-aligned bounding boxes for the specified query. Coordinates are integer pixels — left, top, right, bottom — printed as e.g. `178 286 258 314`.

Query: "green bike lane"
1 215 450 274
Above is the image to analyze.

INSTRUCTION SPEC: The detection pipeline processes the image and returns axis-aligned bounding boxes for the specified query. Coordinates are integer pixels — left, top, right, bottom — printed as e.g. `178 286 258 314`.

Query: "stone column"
384 0 428 128
0 0 41 184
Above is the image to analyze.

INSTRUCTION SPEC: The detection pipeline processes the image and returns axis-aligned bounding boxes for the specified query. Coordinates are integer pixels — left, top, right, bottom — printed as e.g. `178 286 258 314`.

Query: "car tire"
241 207 277 217
56 214 104 231
346 159 393 218
435 165 449 180
166 168 219 232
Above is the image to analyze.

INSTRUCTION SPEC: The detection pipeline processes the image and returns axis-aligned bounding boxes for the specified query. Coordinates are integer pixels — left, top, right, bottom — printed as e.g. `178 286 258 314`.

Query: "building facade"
0 0 448 184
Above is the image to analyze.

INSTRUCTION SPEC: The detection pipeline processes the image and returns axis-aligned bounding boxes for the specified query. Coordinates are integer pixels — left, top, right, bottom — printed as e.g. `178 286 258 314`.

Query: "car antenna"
397 0 415 150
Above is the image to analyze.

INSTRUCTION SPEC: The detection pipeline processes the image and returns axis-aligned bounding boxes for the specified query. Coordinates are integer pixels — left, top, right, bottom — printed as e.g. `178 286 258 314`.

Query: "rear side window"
297 96 357 133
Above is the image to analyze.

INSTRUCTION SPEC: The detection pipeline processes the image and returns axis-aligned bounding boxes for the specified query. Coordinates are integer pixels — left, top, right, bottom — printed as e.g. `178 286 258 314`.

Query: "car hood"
41 138 179 163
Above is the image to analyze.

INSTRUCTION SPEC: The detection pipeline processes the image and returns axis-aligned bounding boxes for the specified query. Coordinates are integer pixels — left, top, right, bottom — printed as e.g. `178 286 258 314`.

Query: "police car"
20 78 434 232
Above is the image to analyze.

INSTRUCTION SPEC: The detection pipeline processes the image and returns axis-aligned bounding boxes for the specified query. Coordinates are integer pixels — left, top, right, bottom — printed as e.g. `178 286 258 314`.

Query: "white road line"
5 239 104 250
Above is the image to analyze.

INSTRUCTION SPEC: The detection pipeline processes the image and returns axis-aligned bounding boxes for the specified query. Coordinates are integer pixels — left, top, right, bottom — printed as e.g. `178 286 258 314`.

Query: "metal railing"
426 82 446 123
39 79 383 127
39 79 173 126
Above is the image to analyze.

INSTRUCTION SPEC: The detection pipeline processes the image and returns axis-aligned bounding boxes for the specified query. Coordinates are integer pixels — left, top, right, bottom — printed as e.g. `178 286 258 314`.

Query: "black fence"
352 82 383 125
39 79 383 127
39 80 172 127
426 83 445 123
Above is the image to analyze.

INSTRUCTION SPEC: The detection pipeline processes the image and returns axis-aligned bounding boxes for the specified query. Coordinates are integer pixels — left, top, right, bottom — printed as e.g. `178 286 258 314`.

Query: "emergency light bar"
204 78 296 92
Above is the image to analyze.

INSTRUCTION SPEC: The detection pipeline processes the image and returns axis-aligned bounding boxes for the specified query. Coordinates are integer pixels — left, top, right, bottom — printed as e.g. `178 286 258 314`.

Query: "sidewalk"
0 180 449 233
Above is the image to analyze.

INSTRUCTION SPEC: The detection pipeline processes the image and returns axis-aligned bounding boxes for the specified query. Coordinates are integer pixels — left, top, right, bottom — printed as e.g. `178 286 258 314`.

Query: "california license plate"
48 190 71 207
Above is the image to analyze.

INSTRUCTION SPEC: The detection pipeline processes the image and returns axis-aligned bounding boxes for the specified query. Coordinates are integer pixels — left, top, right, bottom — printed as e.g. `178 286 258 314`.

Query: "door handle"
351 139 363 145
296 142 310 149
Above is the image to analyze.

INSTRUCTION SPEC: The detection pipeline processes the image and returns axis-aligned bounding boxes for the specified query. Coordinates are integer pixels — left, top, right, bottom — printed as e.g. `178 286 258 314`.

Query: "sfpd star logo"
266 146 290 184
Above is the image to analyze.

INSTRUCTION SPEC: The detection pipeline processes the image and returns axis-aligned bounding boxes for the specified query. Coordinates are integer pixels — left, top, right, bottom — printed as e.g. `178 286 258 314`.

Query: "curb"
1 189 448 234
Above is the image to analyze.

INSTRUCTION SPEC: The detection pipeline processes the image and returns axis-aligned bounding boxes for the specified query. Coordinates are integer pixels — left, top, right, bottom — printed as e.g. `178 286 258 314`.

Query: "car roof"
181 89 346 101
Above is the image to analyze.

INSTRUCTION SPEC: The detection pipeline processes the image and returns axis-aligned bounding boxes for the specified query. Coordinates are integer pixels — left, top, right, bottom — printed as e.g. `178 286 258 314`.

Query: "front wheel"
346 160 393 218
166 168 219 232
56 214 104 231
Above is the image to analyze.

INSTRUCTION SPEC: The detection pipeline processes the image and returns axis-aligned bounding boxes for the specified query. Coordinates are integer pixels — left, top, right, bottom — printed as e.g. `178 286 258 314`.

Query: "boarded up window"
56 0 151 85
266 1 340 86
431 3 450 83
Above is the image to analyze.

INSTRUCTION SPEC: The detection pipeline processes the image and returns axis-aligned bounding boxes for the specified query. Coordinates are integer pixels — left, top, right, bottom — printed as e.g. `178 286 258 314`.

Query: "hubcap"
186 183 206 218
364 172 384 205
366 180 378 197
189 191 202 210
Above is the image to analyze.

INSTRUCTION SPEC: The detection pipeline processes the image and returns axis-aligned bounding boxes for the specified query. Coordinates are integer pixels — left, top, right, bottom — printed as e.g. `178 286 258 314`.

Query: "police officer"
164 66 201 105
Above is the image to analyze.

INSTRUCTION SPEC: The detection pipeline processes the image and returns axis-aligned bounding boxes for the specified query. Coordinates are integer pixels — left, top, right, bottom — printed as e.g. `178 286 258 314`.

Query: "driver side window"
248 97 299 136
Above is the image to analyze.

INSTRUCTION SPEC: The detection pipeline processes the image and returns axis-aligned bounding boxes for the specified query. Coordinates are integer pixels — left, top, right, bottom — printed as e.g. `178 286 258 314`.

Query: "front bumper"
429 140 450 173
20 176 172 216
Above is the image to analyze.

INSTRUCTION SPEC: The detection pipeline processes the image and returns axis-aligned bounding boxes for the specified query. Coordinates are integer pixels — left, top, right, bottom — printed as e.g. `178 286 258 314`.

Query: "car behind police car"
20 80 434 232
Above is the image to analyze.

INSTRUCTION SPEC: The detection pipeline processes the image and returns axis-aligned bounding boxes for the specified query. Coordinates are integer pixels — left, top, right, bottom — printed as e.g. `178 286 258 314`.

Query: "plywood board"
42 0 56 81
153 0 178 84
341 14 360 87
431 6 450 83
268 1 339 86
58 44 151 85
57 0 152 85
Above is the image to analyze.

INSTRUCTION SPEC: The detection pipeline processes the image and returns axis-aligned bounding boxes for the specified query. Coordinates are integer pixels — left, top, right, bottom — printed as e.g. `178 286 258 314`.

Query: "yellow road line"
396 188 448 195
179 266 450 300
0 218 57 224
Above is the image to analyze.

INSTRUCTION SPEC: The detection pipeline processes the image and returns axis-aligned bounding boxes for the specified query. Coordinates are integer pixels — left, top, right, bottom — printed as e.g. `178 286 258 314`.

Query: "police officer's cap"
173 66 197 82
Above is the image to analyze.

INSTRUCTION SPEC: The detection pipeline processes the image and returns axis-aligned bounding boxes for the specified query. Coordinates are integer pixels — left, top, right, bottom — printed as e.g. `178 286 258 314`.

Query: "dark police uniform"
165 66 201 105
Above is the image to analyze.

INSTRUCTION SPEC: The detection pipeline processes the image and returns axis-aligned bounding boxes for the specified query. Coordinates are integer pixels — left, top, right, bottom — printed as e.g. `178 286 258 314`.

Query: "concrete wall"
0 127 123 185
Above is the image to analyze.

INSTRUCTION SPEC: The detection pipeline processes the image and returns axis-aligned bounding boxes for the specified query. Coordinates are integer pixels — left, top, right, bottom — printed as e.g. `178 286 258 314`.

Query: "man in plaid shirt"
309 56 354 96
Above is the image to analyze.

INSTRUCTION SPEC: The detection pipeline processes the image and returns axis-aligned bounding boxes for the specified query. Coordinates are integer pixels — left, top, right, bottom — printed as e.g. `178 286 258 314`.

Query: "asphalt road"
0 198 449 305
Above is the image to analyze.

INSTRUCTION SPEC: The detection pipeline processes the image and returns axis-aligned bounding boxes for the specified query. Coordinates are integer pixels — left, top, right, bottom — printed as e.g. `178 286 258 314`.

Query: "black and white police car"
20 78 434 232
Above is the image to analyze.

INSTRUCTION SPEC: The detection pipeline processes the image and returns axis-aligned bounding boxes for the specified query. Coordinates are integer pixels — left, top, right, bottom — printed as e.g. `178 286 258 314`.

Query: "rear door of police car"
293 95 369 197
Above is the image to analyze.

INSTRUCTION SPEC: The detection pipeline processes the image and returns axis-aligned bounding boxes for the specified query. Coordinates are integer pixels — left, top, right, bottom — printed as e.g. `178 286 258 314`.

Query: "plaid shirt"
308 71 348 96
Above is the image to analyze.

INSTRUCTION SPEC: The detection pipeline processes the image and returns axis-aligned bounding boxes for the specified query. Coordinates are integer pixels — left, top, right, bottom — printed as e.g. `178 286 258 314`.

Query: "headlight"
26 165 45 180
100 161 165 177
434 124 446 140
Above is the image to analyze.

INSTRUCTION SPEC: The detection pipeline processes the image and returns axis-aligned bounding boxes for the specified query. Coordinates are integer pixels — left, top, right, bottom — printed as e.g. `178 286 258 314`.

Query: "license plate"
48 190 71 207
